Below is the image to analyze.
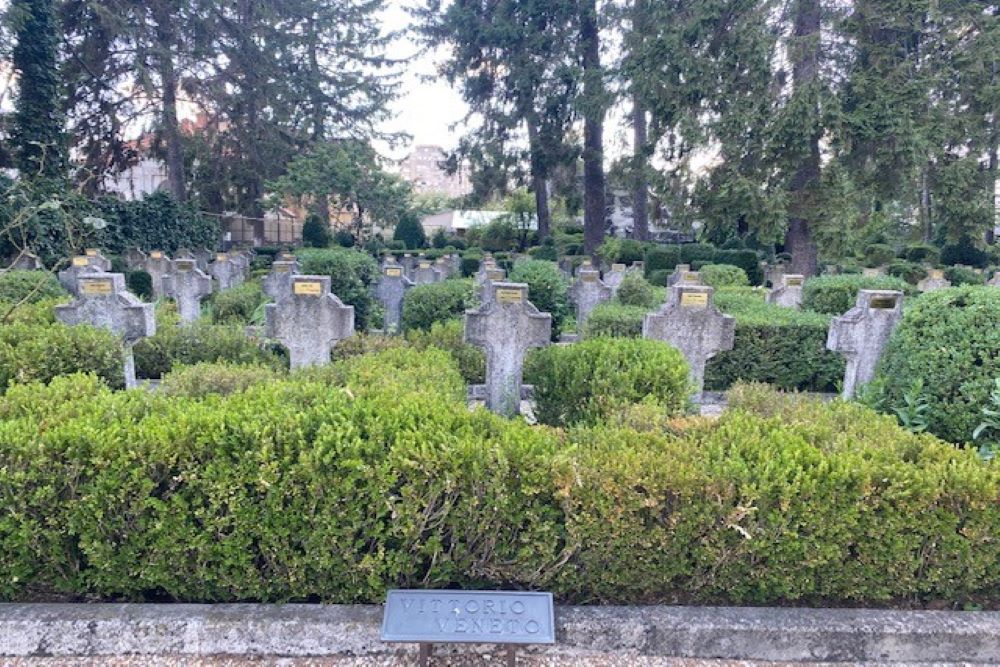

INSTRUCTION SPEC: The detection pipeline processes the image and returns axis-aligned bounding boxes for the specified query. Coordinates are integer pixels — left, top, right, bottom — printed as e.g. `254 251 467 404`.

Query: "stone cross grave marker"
209 253 240 290
766 274 805 309
861 267 885 277
570 268 612 331
262 260 300 302
604 263 627 296
84 248 112 271
643 284 735 401
401 254 418 281
465 282 552 417
58 255 102 295
163 258 213 323
574 258 594 277
667 264 692 286
989 271 1000 287
826 289 903 399
479 267 507 305
3 250 43 271
917 269 951 293
413 259 440 285
377 262 414 333
435 257 453 280
232 250 252 281
124 248 147 270
54 273 155 388
265 275 354 369
144 251 172 299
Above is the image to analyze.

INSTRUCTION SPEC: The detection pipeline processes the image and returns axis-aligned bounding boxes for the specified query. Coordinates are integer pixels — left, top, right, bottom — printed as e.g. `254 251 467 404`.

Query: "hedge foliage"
0 322 123 391
160 362 283 398
707 290 843 392
802 274 912 315
209 282 268 325
0 270 65 303
401 279 474 332
698 263 749 288
296 248 380 329
525 337 690 427
582 303 647 339
872 286 1000 443
508 260 570 337
0 361 996 606
134 307 282 379
616 273 659 307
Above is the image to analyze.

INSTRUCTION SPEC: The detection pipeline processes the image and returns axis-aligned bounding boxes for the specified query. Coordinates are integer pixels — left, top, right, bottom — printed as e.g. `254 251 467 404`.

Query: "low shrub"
302 213 332 248
699 263 749 288
647 269 671 287
210 282 268 325
871 286 1000 443
886 261 927 286
680 243 717 264
904 243 941 265
160 362 283 398
508 260 570 337
599 238 646 265
126 271 154 300
0 322 123 391
943 266 983 286
401 279 474 332
0 362 997 606
863 243 896 268
526 337 690 426
941 237 988 268
802 275 912 315
0 270 65 303
582 303 647 339
615 272 659 308
706 291 843 392
644 245 681 276
405 318 485 384
134 310 282 379
0 298 62 325
297 248 380 328
460 253 482 278
712 249 763 285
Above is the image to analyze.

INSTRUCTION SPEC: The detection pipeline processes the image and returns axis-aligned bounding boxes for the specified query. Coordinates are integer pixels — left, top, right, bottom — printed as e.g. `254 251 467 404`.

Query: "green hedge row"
706 290 844 393
802 274 912 315
0 356 996 606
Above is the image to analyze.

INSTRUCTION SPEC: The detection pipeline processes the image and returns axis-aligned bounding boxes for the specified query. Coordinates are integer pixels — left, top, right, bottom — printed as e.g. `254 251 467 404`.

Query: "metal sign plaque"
581 272 597 283
385 267 403 277
381 590 555 645
930 269 944 280
85 248 98 257
682 272 700 283
293 281 323 296
80 279 113 296
275 265 291 273
72 256 89 267
150 251 164 259
487 270 505 281
176 260 194 272
419 261 431 269
611 263 626 272
496 288 524 304
786 277 803 286
216 253 228 262
680 292 709 308
869 296 897 310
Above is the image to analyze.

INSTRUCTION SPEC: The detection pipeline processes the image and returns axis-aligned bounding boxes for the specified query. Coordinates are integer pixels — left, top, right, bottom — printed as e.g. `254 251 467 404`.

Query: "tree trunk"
784 0 821 276
152 5 185 203
526 119 551 240
632 96 649 241
581 0 606 257
920 163 932 243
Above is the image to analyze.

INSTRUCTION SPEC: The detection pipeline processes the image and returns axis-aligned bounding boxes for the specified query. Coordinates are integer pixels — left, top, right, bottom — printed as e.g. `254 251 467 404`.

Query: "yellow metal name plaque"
682 272 700 283
72 256 89 267
680 292 709 308
294 281 323 296
81 279 113 296
497 288 523 304
385 267 402 277
869 296 897 310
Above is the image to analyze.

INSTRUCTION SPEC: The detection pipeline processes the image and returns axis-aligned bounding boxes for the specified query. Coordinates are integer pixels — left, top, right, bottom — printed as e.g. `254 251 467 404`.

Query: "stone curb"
1 604 998 662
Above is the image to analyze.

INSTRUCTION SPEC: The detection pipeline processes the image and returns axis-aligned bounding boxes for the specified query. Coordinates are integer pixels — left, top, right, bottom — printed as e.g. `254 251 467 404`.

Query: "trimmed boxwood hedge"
525 337 690 426
0 322 124 391
871 286 1000 444
0 270 65 303
0 359 997 606
706 290 844 392
401 279 475 332
802 274 912 315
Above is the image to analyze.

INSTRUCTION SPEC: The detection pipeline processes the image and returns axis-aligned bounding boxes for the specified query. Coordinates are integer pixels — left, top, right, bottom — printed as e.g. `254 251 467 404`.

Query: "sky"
378 1 469 160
